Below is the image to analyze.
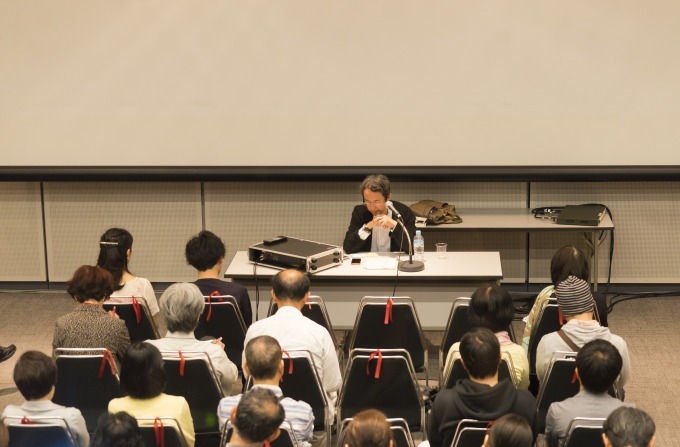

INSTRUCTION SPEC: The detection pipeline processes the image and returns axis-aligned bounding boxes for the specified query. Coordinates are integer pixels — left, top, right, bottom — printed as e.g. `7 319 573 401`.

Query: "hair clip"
99 241 119 246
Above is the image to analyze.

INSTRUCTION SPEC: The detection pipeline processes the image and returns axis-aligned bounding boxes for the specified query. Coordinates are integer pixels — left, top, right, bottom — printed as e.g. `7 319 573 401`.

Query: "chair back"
279 351 329 434
536 352 579 433
269 296 340 349
53 348 124 432
161 351 224 434
137 417 190 447
103 296 159 342
195 295 247 368
450 419 490 447
337 418 414 447
348 297 427 373
564 417 606 447
443 354 517 389
6 416 76 447
338 349 424 432
528 299 561 375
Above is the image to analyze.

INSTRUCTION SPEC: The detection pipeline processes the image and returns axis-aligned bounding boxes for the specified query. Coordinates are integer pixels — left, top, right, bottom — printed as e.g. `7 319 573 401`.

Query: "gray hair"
360 174 391 200
159 283 204 333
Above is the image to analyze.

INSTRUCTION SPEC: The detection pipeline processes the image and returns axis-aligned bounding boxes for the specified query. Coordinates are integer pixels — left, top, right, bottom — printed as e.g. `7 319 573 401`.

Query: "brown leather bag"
409 200 462 225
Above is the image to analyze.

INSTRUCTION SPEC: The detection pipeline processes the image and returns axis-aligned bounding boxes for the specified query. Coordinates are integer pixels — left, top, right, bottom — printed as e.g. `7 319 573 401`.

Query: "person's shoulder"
514 388 538 407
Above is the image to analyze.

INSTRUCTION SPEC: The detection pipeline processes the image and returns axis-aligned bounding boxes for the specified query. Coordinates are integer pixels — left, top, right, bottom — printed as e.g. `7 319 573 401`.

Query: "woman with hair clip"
97 228 161 327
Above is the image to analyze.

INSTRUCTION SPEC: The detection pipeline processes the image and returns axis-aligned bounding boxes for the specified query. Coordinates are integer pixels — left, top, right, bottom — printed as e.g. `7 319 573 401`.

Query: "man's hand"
372 214 397 231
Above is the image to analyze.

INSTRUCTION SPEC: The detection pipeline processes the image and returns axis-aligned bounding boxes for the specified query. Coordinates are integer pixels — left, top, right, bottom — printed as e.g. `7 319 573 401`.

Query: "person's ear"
230 406 237 422
649 435 656 447
243 362 251 377
460 358 468 372
271 289 278 303
126 248 132 260
574 367 582 383
266 428 281 442
386 193 392 202
278 359 284 375
482 434 490 447
602 433 611 447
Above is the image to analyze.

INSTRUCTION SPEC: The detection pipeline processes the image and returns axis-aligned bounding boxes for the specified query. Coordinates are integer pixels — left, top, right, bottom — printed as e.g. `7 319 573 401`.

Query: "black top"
194 278 252 326
342 200 416 254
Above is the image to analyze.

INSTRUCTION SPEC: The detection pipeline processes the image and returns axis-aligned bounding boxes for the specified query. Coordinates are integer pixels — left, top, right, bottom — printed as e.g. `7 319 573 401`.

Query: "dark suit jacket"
342 200 416 254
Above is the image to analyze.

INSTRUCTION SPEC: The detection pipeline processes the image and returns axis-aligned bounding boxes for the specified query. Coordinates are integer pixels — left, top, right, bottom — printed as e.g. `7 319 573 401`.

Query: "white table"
225 250 502 329
417 208 614 289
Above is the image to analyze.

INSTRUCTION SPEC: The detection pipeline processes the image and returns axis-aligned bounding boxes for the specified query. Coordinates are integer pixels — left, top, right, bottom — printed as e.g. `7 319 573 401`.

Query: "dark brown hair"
13 351 57 400
66 265 115 303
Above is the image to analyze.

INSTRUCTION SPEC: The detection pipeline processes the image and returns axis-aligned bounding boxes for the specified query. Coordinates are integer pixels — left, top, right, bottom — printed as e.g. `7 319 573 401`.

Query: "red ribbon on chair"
282 349 293 374
98 349 116 378
20 416 33 424
179 351 186 377
558 309 565 326
384 298 393 325
206 291 224 322
154 417 165 447
264 441 271 447
304 296 312 310
131 296 142 324
366 349 383 378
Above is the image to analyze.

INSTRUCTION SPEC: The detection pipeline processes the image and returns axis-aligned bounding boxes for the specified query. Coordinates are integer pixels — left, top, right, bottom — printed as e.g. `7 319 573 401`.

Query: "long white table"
417 208 614 289
225 250 502 329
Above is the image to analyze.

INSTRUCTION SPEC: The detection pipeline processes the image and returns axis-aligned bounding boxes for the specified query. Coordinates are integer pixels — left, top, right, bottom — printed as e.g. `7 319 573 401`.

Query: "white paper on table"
361 257 398 270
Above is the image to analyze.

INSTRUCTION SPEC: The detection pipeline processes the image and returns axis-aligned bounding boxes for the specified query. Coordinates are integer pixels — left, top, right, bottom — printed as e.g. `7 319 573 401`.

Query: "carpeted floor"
0 291 675 445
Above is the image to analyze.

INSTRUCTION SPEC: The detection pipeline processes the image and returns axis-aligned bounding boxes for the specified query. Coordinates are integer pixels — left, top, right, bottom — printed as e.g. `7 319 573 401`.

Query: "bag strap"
557 330 580 352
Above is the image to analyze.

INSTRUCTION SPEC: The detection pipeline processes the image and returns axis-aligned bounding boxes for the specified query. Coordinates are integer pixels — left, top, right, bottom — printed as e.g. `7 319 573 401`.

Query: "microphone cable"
392 218 407 297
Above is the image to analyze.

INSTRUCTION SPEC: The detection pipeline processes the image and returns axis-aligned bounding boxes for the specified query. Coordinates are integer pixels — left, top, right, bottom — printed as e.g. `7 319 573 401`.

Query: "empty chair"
442 353 518 389
564 417 605 447
195 294 247 368
52 348 124 433
348 297 428 382
6 416 77 447
161 350 224 435
137 417 190 447
338 348 424 433
103 296 159 342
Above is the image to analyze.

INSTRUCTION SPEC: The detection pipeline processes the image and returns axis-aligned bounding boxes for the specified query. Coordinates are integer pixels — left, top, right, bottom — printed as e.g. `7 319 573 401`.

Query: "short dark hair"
97 228 134 291
469 285 515 333
459 327 501 379
245 336 282 380
185 230 226 272
360 174 391 201
576 339 623 393
550 245 590 286
66 265 115 303
90 412 145 447
120 343 166 399
271 269 309 302
604 407 655 447
233 388 285 443
344 409 393 447
486 414 533 447
13 351 57 400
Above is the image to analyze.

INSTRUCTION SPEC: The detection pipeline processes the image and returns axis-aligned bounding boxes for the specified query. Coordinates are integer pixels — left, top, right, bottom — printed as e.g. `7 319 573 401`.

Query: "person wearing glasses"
343 174 416 254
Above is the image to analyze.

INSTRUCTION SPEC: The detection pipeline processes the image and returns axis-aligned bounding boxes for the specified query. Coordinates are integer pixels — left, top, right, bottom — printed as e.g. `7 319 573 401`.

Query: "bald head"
271 269 309 303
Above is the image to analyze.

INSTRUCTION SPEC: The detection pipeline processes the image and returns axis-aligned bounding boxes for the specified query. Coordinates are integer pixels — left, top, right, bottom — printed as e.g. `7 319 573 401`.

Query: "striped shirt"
217 384 314 446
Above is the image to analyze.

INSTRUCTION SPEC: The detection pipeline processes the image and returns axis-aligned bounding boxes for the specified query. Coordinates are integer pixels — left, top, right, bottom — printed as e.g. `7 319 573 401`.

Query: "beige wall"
1 180 677 285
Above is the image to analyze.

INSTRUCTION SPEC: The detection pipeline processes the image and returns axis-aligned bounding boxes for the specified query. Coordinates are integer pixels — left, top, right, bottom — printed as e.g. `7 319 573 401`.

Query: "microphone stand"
395 217 424 272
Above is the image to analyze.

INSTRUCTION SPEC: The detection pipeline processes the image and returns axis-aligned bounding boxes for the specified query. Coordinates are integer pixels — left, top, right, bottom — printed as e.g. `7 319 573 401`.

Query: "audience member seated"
603 407 656 447
522 245 608 353
483 414 533 447
145 282 238 395
546 339 630 447
90 411 145 447
427 328 537 447
97 228 161 326
535 276 630 387
226 388 285 447
443 284 530 389
186 230 252 326
53 265 131 366
243 270 342 416
218 336 314 446
343 409 393 447
1 351 89 447
108 343 195 447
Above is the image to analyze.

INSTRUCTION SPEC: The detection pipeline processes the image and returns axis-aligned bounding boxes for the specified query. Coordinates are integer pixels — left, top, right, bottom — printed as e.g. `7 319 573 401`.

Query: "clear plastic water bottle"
413 230 425 262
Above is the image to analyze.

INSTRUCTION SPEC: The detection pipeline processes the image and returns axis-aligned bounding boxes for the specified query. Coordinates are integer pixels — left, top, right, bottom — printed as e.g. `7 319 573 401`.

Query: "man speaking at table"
343 174 416 254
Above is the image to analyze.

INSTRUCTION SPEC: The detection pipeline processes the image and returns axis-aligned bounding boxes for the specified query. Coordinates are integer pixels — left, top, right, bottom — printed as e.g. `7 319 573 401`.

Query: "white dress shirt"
243 306 342 416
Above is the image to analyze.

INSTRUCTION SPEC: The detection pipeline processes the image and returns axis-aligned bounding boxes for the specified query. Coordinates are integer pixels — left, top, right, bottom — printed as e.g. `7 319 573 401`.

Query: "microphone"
386 201 402 220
